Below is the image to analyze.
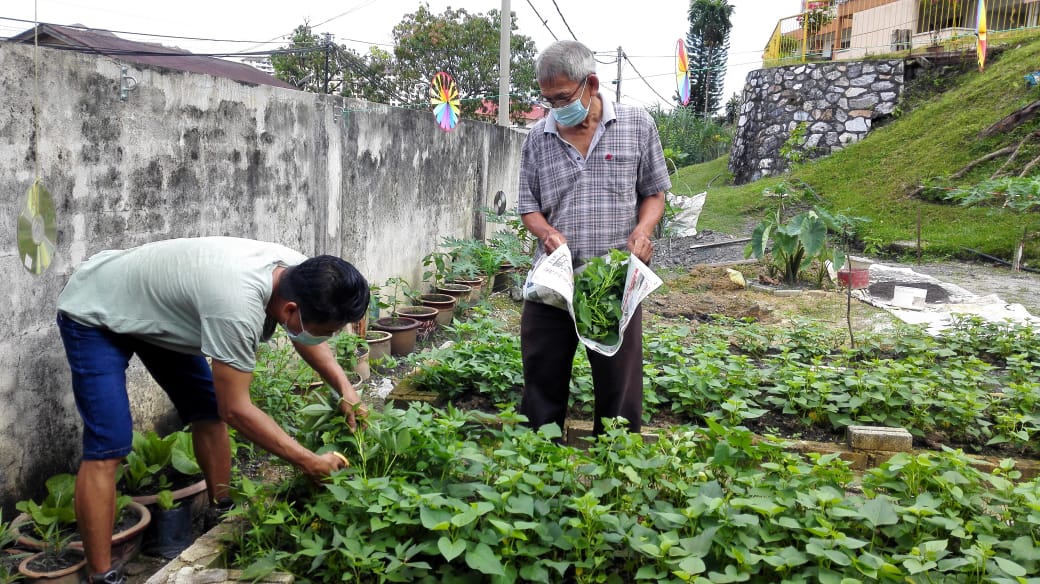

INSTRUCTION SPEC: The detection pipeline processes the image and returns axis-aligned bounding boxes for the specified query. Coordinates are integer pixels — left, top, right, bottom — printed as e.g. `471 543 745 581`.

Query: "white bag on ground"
663 191 706 238
522 244 662 356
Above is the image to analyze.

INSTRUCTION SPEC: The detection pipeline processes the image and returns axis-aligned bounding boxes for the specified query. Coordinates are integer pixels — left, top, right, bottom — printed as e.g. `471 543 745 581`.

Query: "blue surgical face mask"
281 309 331 346
551 78 590 127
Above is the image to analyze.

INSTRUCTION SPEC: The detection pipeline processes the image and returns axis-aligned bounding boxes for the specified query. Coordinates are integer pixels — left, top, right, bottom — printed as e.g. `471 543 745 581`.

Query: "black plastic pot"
143 504 193 559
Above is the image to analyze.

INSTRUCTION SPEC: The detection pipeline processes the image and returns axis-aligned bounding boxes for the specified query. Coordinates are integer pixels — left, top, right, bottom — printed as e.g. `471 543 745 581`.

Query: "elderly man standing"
56 236 369 584
518 40 671 436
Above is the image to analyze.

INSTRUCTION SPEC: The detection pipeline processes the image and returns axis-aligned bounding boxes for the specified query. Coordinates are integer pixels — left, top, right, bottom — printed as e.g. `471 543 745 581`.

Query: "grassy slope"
671 37 1040 259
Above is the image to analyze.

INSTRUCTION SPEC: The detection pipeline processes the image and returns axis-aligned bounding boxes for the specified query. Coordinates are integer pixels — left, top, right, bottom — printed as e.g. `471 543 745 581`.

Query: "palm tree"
687 0 735 117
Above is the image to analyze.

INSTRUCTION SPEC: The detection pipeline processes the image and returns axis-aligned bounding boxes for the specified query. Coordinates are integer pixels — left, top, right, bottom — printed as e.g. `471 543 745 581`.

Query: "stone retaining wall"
729 60 905 185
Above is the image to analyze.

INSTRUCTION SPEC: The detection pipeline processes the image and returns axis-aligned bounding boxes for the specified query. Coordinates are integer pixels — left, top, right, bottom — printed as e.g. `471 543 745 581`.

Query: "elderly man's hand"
627 229 654 263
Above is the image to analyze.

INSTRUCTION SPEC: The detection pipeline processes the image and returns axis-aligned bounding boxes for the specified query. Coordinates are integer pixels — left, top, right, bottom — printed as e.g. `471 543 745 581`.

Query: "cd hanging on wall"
17 180 57 275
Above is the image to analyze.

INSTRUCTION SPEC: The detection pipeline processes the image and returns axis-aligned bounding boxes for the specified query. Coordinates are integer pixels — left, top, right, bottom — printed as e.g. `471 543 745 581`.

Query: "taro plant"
744 193 848 286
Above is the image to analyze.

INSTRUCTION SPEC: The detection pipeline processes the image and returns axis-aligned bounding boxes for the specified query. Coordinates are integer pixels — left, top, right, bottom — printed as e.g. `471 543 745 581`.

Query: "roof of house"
7 23 295 90
475 99 547 122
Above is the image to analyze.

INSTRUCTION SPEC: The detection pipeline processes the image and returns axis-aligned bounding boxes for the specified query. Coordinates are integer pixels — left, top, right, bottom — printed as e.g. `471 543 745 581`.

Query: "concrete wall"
0 41 524 513
843 0 917 60
729 59 904 185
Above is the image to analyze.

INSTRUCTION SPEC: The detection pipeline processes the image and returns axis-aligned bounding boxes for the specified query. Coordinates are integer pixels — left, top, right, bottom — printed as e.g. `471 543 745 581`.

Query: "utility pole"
498 0 511 126
323 33 332 95
615 46 623 103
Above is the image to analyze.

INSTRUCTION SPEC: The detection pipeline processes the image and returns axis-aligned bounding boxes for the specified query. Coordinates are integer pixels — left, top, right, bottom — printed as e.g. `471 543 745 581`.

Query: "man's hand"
627 228 654 263
543 230 568 255
302 451 351 480
339 388 368 431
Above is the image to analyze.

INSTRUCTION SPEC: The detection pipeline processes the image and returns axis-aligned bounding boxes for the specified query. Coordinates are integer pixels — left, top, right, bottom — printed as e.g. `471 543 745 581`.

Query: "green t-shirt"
57 237 306 372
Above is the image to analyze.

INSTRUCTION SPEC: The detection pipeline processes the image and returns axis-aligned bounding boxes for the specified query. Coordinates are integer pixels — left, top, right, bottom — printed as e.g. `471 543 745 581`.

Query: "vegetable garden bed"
218 264 1040 582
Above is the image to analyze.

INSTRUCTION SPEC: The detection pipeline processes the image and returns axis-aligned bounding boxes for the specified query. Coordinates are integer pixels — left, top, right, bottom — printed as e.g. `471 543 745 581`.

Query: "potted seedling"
13 473 150 578
424 250 471 304
369 278 421 356
143 490 193 560
485 207 536 294
329 332 371 382
387 277 439 342
119 430 206 508
441 237 486 301
1 511 29 583
117 429 205 558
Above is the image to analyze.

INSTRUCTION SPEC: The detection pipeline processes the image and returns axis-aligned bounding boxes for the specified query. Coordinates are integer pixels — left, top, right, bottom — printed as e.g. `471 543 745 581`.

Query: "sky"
2 0 798 112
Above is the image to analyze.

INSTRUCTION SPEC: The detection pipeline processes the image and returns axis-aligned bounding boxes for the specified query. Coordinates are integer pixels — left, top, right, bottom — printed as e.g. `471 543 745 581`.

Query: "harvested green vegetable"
572 249 629 345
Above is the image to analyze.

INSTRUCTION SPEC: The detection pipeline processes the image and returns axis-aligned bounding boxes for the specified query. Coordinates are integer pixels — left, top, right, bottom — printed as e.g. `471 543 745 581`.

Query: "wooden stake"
917 208 922 265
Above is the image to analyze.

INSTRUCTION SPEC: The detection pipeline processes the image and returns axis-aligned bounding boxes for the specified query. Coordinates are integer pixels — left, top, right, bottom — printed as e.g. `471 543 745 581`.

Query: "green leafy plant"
120 429 202 495
155 490 180 512
407 311 523 403
572 249 629 345
379 277 417 322
779 121 811 167
421 251 453 289
0 510 25 583
328 332 369 374
15 473 131 555
744 187 848 285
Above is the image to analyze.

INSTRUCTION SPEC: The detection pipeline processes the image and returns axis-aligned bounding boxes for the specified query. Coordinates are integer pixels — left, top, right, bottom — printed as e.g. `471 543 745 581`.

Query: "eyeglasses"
537 77 588 109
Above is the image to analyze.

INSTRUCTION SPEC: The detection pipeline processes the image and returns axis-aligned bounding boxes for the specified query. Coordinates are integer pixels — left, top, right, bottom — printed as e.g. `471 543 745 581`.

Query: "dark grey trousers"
519 301 643 435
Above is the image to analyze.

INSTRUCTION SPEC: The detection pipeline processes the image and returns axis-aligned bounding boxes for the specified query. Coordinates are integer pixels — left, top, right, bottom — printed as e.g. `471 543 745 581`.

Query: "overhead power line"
523 0 558 41
549 0 578 41
622 54 671 104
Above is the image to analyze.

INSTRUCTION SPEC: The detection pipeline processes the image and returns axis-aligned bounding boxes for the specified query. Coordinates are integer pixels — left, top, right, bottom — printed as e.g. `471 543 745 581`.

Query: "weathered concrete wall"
729 60 904 185
0 41 524 513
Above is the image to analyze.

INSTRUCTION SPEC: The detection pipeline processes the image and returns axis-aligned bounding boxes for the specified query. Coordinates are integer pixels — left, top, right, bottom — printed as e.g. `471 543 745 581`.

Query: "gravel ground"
653 230 751 268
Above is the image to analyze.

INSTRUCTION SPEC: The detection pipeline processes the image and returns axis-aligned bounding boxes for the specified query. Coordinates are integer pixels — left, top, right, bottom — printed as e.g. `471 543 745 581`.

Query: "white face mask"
281 309 330 346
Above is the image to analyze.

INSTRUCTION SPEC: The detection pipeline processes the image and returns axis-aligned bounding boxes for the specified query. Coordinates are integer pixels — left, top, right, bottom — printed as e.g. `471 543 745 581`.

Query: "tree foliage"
392 5 538 121
271 23 396 103
272 8 539 124
686 0 734 117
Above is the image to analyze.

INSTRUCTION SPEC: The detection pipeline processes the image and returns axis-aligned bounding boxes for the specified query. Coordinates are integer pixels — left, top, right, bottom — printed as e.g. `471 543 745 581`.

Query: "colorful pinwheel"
675 39 691 106
977 0 988 72
430 71 461 132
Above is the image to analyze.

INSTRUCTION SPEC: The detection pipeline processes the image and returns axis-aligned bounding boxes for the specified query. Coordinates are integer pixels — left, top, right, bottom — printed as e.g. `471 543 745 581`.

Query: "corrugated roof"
7 23 296 90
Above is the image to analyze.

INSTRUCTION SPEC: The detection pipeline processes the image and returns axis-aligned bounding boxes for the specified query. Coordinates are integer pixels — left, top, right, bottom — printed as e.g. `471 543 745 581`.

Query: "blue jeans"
57 312 219 460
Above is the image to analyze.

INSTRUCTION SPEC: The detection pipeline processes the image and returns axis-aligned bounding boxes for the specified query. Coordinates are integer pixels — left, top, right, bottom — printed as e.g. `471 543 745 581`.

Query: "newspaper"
522 244 663 356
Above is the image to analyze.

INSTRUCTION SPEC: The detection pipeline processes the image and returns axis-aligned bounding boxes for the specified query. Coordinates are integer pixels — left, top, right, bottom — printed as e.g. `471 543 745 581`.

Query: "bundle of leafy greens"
573 249 629 345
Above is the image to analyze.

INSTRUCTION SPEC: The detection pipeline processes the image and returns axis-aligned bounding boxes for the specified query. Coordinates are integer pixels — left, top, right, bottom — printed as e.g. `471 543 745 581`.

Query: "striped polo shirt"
518 94 672 265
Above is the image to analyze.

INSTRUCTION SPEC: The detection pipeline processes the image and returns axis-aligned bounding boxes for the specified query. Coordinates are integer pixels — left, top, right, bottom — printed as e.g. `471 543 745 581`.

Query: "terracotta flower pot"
435 283 471 305
451 277 485 302
365 330 392 362
14 501 151 560
370 316 419 356
18 550 86 583
393 305 439 342
419 293 457 326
